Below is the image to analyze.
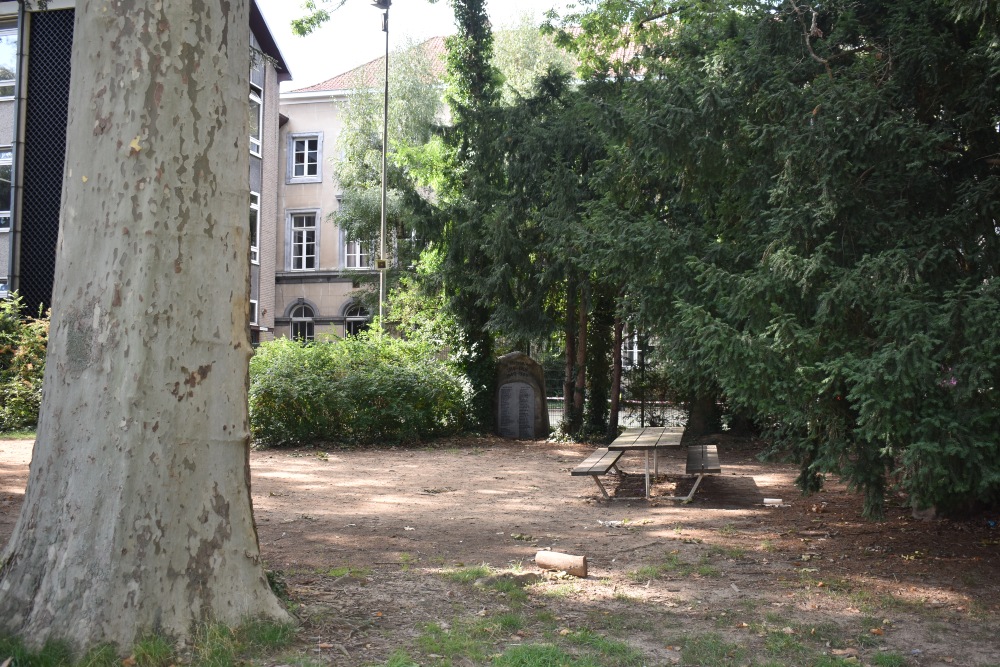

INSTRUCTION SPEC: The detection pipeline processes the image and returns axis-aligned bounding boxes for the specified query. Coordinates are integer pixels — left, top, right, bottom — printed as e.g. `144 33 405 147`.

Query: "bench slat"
685 444 721 475
572 448 623 476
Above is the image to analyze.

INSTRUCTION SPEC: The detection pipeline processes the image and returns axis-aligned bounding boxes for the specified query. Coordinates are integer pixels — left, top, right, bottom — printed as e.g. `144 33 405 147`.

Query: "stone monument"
495 351 549 440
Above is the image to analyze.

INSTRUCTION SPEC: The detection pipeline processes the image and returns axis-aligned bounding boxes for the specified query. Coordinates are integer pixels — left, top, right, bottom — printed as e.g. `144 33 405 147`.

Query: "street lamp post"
373 0 390 322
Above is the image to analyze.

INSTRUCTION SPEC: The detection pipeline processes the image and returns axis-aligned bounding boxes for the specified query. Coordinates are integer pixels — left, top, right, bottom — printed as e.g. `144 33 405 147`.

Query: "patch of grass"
441 564 492 584
324 565 372 578
399 552 415 571
718 523 738 537
870 653 909 667
763 630 808 659
542 583 578 597
78 644 119 667
760 539 777 553
417 621 489 664
675 633 749 666
629 552 704 583
707 545 746 559
492 643 592 666
533 610 558 626
131 634 173 667
236 618 296 652
564 629 645 665
695 557 721 578
378 651 420 667
488 578 529 604
0 428 35 440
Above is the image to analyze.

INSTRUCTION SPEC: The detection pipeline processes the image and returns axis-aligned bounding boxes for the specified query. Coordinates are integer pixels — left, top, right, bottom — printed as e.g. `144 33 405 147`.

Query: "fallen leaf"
122 658 136 667
317 643 334 649
559 628 572 636
870 627 884 636
831 648 859 657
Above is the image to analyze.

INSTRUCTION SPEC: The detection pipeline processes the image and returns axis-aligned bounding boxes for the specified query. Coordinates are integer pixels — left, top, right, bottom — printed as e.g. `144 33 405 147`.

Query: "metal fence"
543 344 686 432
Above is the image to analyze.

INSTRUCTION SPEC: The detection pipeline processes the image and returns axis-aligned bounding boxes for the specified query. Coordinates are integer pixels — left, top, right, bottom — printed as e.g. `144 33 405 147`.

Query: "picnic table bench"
572 427 722 501
570 447 623 499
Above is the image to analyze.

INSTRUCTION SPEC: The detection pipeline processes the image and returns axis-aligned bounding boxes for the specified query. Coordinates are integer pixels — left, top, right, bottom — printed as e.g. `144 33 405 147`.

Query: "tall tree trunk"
0 0 288 650
585 288 613 435
685 392 722 440
608 314 624 440
562 279 577 430
571 284 588 433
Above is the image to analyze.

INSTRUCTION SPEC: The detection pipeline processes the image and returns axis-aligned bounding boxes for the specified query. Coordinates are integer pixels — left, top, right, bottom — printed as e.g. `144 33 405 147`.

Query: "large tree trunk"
0 0 288 651
607 314 624 440
585 288 613 435
571 285 588 433
562 279 577 430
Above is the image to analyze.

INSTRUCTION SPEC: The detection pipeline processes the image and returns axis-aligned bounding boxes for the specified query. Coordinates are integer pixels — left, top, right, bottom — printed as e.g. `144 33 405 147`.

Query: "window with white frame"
0 30 16 99
344 303 370 337
249 191 259 264
290 212 318 271
0 148 11 231
249 85 262 156
290 303 315 341
249 299 258 325
287 133 322 183
344 239 371 269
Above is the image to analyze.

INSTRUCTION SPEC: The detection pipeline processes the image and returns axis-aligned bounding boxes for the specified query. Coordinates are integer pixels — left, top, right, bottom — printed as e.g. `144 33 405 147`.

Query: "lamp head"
372 0 391 9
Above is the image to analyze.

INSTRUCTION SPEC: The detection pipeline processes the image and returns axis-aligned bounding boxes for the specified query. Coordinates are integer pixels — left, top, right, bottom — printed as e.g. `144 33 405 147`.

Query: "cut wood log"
536 550 588 577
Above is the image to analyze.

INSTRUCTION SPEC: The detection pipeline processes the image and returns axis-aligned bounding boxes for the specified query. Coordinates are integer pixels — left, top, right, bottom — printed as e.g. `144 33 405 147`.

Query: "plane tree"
0 0 289 650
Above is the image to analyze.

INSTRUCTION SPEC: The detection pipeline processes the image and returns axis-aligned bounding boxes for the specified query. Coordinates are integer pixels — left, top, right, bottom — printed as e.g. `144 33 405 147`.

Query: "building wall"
257 62 280 341
275 92 374 339
0 97 12 283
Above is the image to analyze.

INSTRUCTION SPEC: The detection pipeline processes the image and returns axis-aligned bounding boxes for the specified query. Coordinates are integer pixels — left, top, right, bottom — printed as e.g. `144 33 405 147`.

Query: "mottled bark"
0 0 288 650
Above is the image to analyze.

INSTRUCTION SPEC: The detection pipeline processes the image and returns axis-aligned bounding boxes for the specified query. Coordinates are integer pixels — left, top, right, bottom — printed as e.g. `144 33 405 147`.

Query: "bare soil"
2 434 999 666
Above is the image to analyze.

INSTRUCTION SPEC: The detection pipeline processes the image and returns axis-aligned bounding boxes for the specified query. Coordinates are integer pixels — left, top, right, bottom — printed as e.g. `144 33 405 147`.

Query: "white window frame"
344 303 370 337
343 238 372 269
0 29 16 100
249 85 262 157
290 303 315 342
249 299 258 325
286 132 323 184
249 191 260 264
287 210 319 271
0 147 10 231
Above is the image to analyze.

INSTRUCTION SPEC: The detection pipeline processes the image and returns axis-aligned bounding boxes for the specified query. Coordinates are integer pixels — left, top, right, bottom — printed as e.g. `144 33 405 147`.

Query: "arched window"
344 304 370 337
290 304 315 342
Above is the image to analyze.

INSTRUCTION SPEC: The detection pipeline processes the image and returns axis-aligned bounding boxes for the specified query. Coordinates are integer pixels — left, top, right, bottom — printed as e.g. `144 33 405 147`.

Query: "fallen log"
535 550 587 577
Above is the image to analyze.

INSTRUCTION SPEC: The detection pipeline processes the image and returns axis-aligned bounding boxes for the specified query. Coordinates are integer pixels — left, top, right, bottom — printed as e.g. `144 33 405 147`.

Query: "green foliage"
0 294 49 433
539 0 1000 516
249 330 469 447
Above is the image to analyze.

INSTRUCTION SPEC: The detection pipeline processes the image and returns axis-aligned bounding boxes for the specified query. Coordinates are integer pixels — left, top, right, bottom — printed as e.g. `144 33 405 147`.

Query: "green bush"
0 295 48 433
249 330 469 446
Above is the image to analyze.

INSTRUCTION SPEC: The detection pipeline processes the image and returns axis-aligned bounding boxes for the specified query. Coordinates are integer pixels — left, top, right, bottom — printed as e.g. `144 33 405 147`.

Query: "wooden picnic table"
607 426 683 498
572 426 722 501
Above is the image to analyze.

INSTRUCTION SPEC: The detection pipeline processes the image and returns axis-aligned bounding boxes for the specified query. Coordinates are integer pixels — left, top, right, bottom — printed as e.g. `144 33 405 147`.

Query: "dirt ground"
2 434 999 666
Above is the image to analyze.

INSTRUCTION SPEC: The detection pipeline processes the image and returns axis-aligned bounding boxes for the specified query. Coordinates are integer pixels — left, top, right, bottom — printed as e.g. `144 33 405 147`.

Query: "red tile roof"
290 36 448 93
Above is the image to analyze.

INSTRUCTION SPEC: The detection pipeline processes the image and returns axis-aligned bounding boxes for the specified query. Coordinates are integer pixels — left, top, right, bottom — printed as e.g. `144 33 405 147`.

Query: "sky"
256 0 572 91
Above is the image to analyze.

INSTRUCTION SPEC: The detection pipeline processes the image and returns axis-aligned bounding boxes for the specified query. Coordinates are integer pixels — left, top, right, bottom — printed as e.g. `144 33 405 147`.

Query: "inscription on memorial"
498 382 534 439
495 351 549 440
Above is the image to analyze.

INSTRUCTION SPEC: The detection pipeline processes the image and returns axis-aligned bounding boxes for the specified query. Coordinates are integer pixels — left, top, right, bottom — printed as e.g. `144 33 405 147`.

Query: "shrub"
0 295 48 432
249 329 469 446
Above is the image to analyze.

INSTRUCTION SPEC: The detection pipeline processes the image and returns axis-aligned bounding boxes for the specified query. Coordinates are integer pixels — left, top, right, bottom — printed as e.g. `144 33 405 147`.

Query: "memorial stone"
495 351 549 439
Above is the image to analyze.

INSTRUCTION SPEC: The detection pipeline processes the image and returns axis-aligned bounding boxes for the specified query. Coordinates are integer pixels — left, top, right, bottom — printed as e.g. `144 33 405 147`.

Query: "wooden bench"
571 448 623 499
686 444 721 475
671 444 721 502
